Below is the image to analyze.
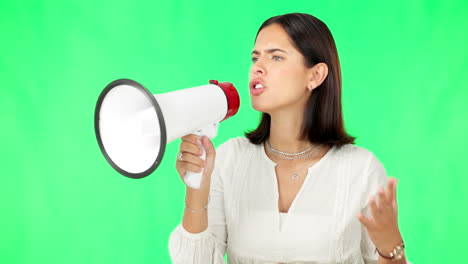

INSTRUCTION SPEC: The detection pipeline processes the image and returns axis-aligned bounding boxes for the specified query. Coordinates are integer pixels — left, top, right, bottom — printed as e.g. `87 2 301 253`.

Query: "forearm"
182 187 209 234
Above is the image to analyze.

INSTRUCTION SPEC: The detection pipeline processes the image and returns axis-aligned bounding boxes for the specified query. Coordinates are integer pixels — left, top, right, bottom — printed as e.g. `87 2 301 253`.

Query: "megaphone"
94 78 240 189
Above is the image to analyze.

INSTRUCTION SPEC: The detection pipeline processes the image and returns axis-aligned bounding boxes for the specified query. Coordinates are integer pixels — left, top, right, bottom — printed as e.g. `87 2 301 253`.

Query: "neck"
268 110 312 153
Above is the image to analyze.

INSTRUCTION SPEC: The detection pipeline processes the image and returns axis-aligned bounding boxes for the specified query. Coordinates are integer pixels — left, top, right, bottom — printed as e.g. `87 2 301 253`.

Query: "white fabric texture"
168 137 404 264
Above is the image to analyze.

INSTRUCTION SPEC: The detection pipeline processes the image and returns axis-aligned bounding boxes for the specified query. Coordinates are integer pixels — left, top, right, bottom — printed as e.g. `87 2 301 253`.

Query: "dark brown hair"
244 13 355 148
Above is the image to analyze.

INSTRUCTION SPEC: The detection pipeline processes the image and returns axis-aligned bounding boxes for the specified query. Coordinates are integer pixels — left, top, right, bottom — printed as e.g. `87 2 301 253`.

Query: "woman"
169 13 409 264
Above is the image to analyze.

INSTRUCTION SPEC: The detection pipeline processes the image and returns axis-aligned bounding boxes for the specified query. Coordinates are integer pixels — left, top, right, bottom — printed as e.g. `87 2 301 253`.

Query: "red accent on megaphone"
209 80 240 122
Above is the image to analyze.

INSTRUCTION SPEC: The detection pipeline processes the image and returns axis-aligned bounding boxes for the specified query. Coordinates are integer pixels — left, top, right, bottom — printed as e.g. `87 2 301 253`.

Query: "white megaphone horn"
94 79 240 189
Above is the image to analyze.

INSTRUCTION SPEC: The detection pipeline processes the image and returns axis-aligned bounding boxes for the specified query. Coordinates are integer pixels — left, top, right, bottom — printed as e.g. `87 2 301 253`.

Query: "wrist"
376 240 405 261
185 196 210 213
376 231 403 253
185 188 209 208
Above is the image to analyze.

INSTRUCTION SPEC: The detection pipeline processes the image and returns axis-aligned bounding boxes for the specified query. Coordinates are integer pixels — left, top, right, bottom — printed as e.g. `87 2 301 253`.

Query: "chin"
250 99 273 114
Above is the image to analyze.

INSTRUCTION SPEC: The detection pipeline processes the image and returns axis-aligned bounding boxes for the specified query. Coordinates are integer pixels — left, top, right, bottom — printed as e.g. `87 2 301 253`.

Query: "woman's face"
249 23 312 114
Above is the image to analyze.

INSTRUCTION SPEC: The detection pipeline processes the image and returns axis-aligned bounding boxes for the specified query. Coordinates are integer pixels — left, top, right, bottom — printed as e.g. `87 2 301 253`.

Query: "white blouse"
168 137 395 264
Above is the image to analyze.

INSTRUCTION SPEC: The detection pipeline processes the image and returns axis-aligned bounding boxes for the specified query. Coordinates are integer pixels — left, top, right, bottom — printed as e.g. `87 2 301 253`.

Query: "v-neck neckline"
258 142 336 231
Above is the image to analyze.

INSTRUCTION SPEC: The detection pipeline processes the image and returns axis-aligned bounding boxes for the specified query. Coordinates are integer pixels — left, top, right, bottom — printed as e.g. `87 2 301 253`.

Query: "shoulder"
216 136 253 153
214 136 254 163
211 137 254 183
341 144 387 192
335 144 388 185
334 143 382 166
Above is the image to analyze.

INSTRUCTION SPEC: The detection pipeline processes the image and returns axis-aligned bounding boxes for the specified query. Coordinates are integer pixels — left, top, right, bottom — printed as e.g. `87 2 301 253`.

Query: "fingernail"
197 139 202 145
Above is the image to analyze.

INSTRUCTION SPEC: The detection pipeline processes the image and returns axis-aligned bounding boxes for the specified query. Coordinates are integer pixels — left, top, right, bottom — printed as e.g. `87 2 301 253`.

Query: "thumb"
202 136 216 163
199 136 216 191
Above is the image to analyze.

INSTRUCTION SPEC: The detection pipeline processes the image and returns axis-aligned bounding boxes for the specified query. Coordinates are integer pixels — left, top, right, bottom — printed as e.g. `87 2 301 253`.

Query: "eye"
272 56 283 61
251 57 258 63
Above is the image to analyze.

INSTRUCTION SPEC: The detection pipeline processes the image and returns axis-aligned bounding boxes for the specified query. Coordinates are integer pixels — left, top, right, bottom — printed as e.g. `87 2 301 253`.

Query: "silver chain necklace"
266 140 321 161
265 142 324 181
266 139 317 156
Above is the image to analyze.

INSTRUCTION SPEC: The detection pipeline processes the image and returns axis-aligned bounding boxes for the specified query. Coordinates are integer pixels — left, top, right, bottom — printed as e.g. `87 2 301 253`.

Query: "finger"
202 136 216 165
181 134 202 146
181 160 203 173
202 136 215 156
357 212 372 228
369 196 379 217
393 178 398 210
181 135 203 153
385 178 394 203
180 140 203 156
377 187 389 208
178 153 205 168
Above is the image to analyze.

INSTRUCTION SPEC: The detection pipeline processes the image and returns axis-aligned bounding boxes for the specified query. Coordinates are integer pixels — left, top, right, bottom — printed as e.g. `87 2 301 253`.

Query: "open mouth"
249 79 267 95
249 79 267 90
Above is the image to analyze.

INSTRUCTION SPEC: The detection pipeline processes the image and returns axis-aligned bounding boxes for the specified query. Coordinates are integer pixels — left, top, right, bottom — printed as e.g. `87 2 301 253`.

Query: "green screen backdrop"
1 0 467 263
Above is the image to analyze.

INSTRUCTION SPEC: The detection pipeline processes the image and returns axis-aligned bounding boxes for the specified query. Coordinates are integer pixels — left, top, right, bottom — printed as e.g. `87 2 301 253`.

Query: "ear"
307 63 329 91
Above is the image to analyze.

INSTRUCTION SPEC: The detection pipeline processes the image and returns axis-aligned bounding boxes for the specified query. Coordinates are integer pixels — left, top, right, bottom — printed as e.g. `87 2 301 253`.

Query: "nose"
250 60 265 77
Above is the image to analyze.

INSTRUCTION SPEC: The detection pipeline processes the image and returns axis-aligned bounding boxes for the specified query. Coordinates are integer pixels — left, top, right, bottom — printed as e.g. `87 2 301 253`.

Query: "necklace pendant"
292 173 299 181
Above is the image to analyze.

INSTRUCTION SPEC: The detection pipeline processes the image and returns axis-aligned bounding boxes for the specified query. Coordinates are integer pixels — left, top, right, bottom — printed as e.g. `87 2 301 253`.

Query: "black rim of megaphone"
94 78 167 179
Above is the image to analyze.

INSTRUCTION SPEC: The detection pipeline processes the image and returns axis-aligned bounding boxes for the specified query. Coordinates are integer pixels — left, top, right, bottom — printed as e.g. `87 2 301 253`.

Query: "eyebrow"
251 48 288 55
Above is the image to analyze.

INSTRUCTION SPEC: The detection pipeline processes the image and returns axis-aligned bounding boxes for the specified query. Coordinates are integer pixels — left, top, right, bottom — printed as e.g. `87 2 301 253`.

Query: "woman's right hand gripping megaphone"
176 134 216 193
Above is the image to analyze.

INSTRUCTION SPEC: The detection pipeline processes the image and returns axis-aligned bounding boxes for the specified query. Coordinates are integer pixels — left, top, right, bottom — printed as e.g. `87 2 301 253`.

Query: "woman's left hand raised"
357 177 403 254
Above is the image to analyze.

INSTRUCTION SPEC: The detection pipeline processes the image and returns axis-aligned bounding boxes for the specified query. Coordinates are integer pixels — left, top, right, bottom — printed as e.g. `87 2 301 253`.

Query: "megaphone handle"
183 122 218 189
183 138 206 189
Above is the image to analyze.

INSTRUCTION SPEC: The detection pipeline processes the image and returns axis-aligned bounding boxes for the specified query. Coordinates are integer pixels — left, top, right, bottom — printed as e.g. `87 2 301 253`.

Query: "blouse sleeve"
359 152 412 264
360 152 389 264
360 203 379 264
168 139 233 264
